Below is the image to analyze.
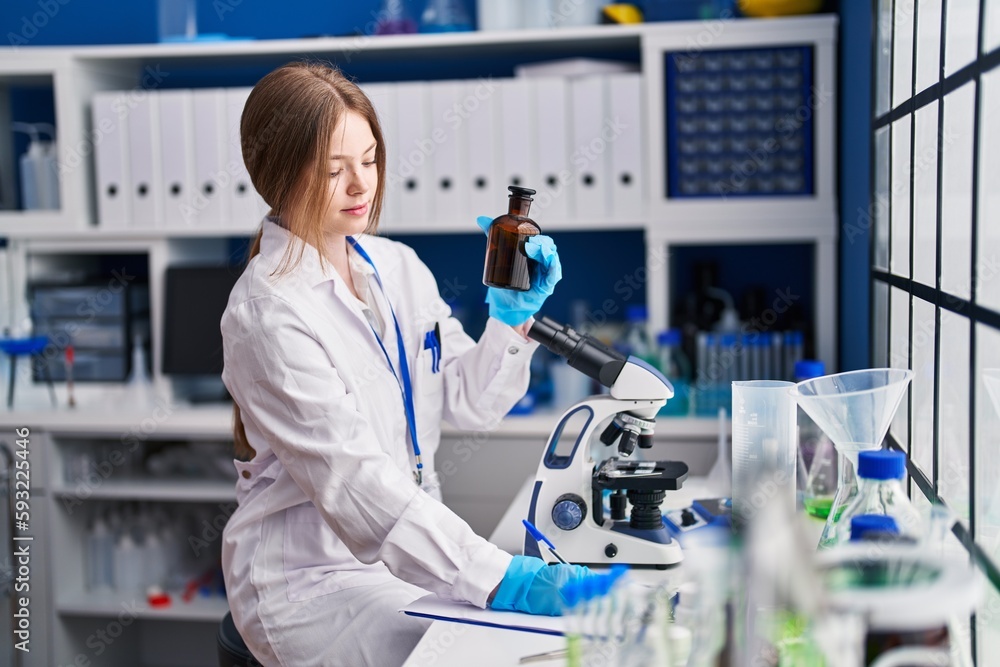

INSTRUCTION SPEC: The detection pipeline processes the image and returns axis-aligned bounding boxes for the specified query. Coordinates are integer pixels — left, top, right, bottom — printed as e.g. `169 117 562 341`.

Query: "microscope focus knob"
551 494 587 531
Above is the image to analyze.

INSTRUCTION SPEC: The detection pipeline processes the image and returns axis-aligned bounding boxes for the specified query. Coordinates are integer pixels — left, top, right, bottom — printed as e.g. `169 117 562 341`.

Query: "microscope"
524 317 689 568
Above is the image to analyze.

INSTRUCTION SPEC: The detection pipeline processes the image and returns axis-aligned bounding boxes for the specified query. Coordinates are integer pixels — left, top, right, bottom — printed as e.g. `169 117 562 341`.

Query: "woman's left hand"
476 215 563 327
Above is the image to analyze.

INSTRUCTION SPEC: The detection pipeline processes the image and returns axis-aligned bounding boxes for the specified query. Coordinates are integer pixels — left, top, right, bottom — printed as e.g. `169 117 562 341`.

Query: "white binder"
569 75 610 221
392 82 430 227
498 78 536 193
157 89 195 229
126 92 161 228
225 87 266 231
360 82 398 231
607 73 644 222
92 91 130 228
530 77 571 222
428 80 467 226
191 88 228 227
464 78 500 222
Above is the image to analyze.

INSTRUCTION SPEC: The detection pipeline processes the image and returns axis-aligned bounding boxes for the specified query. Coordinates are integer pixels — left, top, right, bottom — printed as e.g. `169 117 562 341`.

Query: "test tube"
706 334 719 413
739 334 752 381
721 334 737 411
772 332 784 380
785 331 804 379
750 336 762 380
761 336 773 380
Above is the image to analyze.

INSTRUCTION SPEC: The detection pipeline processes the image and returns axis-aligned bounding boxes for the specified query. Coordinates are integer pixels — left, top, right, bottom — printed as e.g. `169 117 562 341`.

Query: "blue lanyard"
346 237 423 486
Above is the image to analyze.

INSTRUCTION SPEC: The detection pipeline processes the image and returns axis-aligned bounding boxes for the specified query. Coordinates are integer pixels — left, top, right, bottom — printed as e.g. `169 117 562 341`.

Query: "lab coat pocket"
413 345 444 458
282 504 369 601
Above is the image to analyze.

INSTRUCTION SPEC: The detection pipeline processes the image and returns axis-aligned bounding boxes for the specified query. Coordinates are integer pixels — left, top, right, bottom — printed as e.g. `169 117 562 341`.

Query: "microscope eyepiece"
528 316 627 388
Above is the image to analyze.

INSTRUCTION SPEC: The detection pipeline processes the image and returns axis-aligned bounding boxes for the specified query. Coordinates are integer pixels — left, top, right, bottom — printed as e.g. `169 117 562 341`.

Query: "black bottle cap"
508 185 536 199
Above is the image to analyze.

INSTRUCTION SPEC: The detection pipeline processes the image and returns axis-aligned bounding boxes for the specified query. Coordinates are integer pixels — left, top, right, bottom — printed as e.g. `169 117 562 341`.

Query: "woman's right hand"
487 555 593 616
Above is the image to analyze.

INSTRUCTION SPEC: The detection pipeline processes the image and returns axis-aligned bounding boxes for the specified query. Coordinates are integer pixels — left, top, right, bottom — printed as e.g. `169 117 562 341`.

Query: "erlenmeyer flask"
803 436 839 519
789 368 913 549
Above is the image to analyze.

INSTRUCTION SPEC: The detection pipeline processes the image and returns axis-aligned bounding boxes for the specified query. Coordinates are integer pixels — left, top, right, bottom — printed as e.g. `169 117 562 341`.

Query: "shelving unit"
0 15 837 666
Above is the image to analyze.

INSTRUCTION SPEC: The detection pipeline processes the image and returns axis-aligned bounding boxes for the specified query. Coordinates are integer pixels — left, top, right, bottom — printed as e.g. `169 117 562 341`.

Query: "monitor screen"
162 266 242 375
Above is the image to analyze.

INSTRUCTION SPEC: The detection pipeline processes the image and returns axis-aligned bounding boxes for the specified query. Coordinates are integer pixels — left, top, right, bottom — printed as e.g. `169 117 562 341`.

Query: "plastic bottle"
621 305 655 363
836 450 923 545
420 0 472 32
482 185 541 292
13 122 59 211
374 0 418 34
114 532 144 593
126 333 154 406
795 360 839 519
655 329 690 416
86 515 115 592
143 530 167 589
477 0 520 30
849 514 900 542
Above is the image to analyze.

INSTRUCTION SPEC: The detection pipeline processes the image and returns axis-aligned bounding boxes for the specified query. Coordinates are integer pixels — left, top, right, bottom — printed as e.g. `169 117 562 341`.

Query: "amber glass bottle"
483 186 541 292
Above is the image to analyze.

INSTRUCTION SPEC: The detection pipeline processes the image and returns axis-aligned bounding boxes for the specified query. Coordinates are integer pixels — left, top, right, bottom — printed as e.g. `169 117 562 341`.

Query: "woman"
220 62 589 666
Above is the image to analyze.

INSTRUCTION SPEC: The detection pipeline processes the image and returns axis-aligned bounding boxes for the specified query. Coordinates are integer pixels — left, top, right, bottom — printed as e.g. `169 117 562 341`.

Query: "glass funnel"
789 368 914 548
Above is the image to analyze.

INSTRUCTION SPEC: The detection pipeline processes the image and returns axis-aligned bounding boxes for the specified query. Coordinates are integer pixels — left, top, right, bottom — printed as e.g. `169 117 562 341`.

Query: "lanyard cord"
346 237 423 486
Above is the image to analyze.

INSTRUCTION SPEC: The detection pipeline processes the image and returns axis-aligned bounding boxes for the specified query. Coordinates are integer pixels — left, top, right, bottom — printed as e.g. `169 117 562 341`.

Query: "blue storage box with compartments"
664 45 815 198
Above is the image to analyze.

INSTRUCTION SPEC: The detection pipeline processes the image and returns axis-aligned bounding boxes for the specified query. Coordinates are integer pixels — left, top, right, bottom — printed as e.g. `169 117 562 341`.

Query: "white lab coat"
220 217 538 666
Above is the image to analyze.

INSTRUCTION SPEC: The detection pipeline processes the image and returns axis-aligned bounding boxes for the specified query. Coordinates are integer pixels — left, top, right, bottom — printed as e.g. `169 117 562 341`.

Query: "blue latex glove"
489 555 592 616
477 215 562 326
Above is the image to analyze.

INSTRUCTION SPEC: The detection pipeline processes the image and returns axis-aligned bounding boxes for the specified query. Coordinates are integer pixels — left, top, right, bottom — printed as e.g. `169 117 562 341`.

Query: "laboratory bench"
402 475 815 667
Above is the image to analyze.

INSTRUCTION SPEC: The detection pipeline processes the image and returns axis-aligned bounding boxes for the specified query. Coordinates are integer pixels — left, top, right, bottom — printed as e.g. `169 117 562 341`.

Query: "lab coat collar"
259 216 339 289
259 216 391 289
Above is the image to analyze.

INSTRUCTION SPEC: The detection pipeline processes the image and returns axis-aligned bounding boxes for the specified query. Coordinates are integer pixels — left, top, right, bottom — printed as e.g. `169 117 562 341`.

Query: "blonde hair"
232 61 387 459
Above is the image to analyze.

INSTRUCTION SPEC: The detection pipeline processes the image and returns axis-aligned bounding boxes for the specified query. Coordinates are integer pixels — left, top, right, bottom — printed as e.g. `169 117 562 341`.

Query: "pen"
519 648 568 664
522 519 568 564
434 322 442 371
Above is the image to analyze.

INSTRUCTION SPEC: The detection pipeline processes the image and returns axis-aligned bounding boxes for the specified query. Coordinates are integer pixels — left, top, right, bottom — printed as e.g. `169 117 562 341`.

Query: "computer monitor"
162 266 242 376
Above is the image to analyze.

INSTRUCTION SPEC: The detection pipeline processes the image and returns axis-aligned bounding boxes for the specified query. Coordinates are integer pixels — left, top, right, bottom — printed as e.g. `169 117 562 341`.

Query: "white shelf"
52 477 236 502
57 589 229 622
0 216 651 240
0 210 80 236
67 23 646 61
2 400 726 440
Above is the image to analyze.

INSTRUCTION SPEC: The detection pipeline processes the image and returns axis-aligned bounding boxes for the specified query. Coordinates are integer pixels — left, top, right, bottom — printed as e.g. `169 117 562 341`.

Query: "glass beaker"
790 368 914 550
482 185 540 292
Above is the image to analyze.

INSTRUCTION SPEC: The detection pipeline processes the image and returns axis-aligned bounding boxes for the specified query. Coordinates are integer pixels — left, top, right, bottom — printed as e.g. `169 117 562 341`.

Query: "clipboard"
400 594 566 637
